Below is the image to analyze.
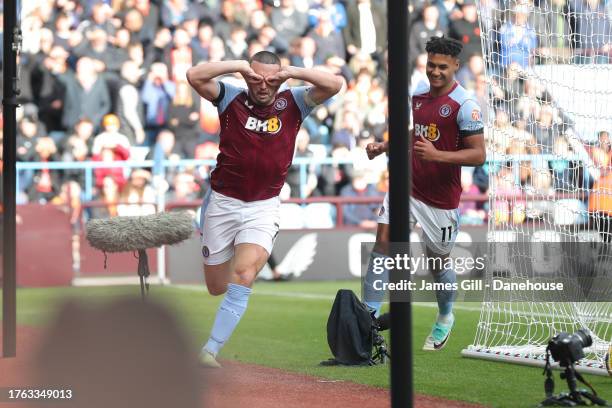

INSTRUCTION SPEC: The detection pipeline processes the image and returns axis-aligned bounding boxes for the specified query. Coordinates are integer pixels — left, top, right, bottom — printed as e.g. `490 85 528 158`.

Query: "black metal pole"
3 0 18 358
388 0 412 407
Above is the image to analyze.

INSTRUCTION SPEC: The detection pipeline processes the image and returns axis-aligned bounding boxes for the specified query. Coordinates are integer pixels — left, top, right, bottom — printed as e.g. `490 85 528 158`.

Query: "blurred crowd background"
0 0 611 228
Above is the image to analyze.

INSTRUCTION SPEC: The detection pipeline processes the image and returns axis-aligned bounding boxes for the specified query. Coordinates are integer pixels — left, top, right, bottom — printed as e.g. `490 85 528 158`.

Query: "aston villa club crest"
202 246 210 257
274 98 287 111
439 104 452 117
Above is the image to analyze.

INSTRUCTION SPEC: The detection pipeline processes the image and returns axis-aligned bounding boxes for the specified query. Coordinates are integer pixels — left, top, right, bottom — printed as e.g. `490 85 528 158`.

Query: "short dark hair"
249 50 281 65
425 36 463 58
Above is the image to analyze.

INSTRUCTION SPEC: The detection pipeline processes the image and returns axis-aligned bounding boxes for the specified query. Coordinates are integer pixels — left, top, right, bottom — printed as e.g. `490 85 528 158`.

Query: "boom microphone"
86 211 195 253
86 211 195 298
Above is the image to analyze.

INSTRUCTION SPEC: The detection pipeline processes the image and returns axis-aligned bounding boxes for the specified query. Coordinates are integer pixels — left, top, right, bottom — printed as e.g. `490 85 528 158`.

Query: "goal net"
462 0 612 375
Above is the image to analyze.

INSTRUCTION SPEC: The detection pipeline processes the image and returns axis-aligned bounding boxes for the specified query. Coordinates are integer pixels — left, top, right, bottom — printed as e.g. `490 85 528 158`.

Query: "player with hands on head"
364 36 486 351
186 51 343 367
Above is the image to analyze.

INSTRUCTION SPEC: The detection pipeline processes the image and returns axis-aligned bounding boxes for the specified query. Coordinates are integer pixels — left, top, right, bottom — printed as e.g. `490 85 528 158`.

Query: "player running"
186 52 343 367
364 36 485 350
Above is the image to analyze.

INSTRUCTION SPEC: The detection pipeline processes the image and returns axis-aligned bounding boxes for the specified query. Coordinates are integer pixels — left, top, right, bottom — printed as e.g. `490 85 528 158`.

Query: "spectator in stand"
91 175 121 218
61 137 89 187
73 28 123 74
59 57 111 132
30 42 68 132
340 170 380 228
52 12 72 50
528 104 562 153
498 4 537 69
141 62 176 146
270 0 310 44
321 54 354 84
123 8 147 47
331 109 360 150
170 28 195 82
133 0 162 48
168 81 201 159
145 27 173 70
17 115 46 162
92 142 130 192
92 114 132 156
111 28 133 72
180 9 200 41
409 3 446 66
459 168 486 224
410 53 429 95
597 130 612 161
448 0 482 65
208 36 228 62
568 0 612 63
117 169 156 216
117 61 146 146
161 0 199 30
27 137 61 203
307 10 346 62
589 160 612 241
473 75 489 123
192 21 214 63
79 2 116 36
256 25 289 55
170 171 200 201
247 9 269 41
493 166 525 225
456 53 484 92
308 0 347 32
289 37 321 68
215 0 240 40
64 118 95 153
317 144 352 196
147 129 182 183
343 0 387 58
287 129 315 197
436 0 461 33
225 25 249 60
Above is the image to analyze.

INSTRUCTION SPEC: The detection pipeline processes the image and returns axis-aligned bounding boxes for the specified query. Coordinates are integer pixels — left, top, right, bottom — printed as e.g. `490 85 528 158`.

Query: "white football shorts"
377 193 460 255
199 189 281 265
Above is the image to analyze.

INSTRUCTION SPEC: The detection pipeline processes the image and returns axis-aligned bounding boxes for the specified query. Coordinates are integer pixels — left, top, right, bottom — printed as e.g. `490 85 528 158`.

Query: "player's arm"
267 66 344 105
366 129 415 160
414 133 486 166
186 60 256 102
414 99 486 165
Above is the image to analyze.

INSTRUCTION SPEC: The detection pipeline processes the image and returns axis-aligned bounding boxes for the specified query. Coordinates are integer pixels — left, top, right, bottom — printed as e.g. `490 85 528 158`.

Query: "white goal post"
462 0 612 375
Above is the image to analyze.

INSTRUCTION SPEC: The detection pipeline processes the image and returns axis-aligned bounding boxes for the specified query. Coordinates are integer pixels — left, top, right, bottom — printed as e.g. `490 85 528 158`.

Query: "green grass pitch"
6 281 611 408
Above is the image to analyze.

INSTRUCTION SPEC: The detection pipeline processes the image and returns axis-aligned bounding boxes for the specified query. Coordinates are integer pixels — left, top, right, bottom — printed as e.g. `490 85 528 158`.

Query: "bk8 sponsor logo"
245 116 282 134
414 123 440 142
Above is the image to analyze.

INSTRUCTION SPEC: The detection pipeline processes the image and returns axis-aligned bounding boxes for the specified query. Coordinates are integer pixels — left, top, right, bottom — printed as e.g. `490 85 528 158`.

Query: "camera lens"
575 328 593 348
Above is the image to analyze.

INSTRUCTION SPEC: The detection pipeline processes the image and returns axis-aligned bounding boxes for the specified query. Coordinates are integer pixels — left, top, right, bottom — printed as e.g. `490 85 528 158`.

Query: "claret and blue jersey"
411 81 484 210
210 81 315 202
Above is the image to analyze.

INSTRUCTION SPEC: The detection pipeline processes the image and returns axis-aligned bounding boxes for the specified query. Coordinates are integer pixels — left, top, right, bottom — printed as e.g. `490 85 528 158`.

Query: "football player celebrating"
365 36 485 350
187 52 343 366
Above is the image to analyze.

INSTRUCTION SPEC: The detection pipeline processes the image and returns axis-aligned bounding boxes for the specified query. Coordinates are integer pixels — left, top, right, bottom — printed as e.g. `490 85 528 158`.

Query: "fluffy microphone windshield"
86 211 195 253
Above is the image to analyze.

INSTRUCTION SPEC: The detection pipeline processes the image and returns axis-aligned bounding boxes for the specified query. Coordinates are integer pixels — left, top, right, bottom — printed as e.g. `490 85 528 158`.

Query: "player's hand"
414 137 439 161
241 66 264 85
366 142 387 160
265 66 292 87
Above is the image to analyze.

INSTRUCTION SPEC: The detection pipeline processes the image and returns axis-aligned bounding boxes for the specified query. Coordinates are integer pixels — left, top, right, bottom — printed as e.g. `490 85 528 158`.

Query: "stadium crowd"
1 0 610 227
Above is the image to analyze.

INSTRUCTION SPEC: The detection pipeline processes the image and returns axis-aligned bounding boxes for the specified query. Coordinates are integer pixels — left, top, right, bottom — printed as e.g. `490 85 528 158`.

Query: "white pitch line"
171 285 612 321
170 285 484 311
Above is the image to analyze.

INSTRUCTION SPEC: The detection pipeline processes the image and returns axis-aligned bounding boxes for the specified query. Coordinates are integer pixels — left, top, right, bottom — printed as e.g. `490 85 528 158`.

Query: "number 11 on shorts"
441 226 452 242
